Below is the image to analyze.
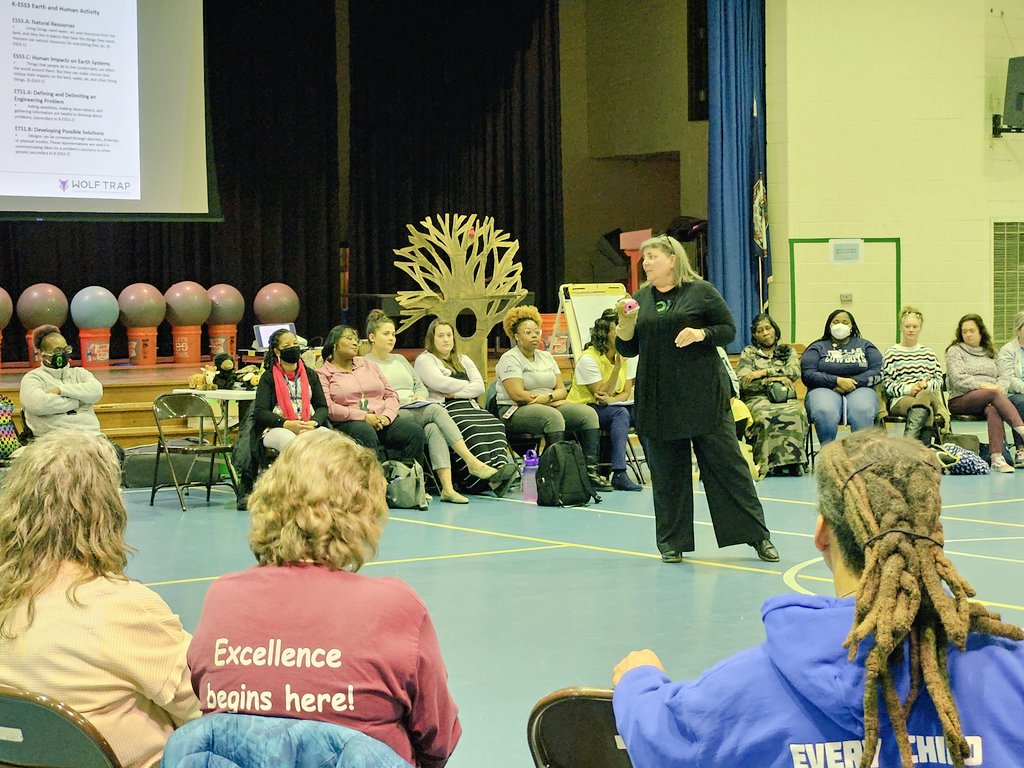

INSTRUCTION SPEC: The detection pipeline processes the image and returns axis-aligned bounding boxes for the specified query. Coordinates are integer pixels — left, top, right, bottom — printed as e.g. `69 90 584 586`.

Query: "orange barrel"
78 328 111 368
171 324 202 365
25 329 41 367
127 326 158 366
208 323 237 357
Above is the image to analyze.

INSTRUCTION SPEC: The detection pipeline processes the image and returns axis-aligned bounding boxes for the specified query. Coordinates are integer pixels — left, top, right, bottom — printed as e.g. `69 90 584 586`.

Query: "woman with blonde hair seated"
0 430 200 768
881 306 947 445
188 430 461 768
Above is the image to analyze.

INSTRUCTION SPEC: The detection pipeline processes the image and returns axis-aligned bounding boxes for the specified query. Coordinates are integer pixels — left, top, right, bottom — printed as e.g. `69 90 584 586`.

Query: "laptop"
252 323 297 352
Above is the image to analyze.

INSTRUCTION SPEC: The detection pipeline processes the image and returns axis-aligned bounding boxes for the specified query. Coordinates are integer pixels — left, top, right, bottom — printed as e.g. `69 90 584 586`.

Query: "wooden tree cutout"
394 213 527 377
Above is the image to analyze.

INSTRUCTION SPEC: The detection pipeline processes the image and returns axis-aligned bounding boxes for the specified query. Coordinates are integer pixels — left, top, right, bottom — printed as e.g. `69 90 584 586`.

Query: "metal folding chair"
0 685 121 768
527 686 632 768
150 392 239 511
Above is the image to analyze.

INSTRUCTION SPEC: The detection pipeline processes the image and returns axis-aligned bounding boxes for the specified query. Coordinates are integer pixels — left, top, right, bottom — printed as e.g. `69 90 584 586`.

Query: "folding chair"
0 685 122 768
150 393 240 511
527 686 632 768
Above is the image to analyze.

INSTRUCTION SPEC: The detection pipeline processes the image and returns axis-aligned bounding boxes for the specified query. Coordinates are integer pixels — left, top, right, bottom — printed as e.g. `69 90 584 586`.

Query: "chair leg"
206 453 216 503
223 450 241 496
625 438 645 483
164 450 187 512
150 446 162 507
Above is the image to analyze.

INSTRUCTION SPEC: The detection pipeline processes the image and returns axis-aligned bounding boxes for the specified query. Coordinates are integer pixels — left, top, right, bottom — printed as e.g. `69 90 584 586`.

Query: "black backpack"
536 442 601 507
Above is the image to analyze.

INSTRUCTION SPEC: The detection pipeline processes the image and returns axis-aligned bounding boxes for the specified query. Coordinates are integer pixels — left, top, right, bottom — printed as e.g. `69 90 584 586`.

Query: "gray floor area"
127 433 1024 767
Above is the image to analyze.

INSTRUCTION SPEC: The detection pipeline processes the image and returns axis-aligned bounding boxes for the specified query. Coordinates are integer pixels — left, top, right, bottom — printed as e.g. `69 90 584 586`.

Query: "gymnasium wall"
767 0 1024 352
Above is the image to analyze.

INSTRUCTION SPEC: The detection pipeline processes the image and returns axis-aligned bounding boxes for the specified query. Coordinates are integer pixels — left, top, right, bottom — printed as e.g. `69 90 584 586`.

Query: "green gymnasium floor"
126 445 1024 768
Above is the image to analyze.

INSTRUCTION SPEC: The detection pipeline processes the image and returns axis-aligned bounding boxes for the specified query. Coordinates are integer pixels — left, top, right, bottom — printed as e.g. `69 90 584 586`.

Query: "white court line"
945 536 1024 543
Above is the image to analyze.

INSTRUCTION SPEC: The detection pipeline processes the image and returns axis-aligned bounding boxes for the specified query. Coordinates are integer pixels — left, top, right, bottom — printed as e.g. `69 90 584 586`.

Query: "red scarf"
272 362 311 421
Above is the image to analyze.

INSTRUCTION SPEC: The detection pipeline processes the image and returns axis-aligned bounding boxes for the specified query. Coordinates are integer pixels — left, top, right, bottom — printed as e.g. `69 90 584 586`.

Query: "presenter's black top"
617 280 736 439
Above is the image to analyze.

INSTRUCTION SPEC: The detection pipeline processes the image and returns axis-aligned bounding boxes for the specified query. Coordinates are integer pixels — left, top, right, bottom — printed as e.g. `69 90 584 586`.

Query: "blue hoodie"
614 594 1024 767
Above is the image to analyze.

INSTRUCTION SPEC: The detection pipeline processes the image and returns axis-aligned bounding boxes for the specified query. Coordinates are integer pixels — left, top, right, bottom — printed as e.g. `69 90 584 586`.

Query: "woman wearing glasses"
615 235 779 564
316 324 425 464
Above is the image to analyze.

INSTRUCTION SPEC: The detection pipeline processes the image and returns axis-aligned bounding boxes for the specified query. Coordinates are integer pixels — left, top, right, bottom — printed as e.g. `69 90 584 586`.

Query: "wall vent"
993 221 1024 341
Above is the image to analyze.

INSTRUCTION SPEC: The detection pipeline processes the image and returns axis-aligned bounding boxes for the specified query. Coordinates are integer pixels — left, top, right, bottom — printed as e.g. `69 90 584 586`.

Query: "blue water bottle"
522 449 540 503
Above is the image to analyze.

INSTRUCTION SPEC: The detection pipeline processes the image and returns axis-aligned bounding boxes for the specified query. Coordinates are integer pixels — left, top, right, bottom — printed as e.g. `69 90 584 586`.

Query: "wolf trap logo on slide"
58 178 133 194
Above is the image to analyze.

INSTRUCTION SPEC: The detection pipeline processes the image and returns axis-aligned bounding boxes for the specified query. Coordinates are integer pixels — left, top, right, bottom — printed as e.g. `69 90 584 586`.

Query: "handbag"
937 443 990 475
765 381 796 404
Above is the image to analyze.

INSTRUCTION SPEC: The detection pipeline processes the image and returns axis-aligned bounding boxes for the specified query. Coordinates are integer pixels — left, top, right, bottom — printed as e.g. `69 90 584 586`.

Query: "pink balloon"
0 287 12 330
207 284 245 325
254 283 300 323
118 283 166 327
164 281 212 326
16 283 69 329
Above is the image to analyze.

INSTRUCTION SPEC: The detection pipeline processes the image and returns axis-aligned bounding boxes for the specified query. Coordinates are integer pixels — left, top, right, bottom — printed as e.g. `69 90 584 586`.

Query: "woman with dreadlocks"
611 430 1024 767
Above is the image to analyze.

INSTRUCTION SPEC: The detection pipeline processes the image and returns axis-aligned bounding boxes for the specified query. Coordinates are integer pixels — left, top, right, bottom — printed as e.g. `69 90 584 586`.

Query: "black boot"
580 429 613 491
544 430 565 447
903 406 930 444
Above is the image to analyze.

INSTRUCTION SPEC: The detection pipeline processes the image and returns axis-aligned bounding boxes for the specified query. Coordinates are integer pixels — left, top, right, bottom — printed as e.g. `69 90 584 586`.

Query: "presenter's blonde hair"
639 234 701 287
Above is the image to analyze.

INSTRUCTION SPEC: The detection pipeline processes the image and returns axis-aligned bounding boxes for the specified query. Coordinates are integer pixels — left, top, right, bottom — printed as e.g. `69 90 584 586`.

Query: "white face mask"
831 323 852 341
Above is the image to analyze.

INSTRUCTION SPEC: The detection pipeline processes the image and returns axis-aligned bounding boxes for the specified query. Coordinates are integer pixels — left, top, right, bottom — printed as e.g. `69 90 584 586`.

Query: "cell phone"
502 404 518 420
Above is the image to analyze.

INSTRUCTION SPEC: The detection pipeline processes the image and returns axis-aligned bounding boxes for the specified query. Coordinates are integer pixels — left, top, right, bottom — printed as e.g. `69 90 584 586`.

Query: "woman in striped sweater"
880 306 947 444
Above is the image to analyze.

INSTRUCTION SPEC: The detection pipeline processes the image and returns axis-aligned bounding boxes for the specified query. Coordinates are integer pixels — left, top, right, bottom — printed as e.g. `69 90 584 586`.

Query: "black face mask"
45 348 72 369
279 346 303 364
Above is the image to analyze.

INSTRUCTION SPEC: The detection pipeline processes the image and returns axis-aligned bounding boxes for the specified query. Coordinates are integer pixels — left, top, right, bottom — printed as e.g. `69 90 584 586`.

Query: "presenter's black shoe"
660 551 684 563
236 493 248 511
750 539 780 562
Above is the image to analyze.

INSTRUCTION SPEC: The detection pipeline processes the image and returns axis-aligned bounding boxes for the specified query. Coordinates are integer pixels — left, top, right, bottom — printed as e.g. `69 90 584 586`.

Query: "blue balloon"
70 286 120 329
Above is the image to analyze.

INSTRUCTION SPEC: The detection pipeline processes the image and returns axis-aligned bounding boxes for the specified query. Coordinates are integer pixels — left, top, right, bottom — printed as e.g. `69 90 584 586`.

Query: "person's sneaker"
611 470 642 491
1014 448 1024 468
660 551 684 563
991 454 1015 473
750 539 780 562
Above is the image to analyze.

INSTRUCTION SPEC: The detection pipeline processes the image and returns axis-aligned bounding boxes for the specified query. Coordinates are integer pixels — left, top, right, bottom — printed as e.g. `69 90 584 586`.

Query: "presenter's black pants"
646 409 769 554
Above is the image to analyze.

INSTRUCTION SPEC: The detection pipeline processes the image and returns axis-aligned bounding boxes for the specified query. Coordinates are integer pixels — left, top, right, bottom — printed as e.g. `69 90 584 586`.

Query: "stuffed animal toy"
237 364 262 390
212 353 238 390
187 370 215 391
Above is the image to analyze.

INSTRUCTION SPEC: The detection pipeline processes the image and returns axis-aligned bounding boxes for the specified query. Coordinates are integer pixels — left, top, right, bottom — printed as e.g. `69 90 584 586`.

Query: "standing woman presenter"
616 234 778 563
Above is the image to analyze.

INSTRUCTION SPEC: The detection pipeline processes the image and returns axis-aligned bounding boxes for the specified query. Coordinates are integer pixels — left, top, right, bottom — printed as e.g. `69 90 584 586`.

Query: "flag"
751 93 771 314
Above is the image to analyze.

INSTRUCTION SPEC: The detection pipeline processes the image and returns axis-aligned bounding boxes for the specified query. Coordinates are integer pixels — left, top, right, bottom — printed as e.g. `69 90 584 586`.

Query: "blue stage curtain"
707 0 768 353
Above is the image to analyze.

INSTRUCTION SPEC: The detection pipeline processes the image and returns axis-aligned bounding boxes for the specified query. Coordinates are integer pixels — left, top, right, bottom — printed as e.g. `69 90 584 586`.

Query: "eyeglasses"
45 346 73 356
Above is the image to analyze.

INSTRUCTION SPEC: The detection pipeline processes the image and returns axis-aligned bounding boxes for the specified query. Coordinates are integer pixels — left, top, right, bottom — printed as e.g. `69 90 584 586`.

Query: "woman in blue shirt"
800 309 882 445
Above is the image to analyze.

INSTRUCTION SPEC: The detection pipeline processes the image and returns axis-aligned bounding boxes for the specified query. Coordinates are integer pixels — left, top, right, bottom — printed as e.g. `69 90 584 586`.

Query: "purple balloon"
71 286 119 329
164 281 212 326
0 287 12 330
207 284 245 325
16 283 69 329
254 283 300 323
118 283 166 328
